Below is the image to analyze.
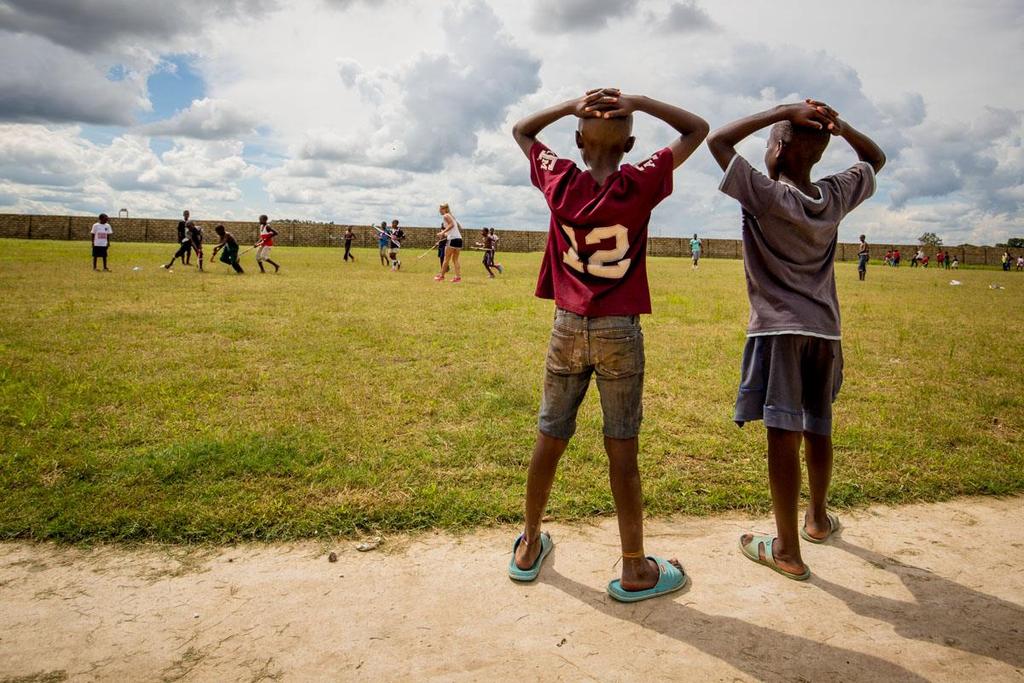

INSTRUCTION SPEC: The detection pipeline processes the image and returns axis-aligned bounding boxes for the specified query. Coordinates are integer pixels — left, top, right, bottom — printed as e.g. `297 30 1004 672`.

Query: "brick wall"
0 213 1010 266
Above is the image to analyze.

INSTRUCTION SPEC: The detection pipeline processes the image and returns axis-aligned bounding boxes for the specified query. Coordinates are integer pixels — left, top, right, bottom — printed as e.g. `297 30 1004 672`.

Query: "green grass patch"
1 239 1022 542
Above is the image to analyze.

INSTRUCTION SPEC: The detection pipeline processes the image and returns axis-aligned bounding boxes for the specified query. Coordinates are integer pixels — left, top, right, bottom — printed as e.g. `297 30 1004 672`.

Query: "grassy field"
1 239 1022 543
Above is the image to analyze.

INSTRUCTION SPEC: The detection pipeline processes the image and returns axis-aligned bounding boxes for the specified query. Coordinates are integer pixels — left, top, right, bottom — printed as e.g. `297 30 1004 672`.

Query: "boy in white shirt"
90 213 113 271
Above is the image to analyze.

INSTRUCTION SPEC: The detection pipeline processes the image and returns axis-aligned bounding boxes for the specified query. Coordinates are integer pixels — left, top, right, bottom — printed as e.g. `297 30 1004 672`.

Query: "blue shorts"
538 308 644 440
734 334 843 436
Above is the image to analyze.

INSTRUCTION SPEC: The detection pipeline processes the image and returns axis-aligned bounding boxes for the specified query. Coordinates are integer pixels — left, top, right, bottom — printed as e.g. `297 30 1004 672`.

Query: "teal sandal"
739 534 811 581
607 556 688 603
508 532 553 582
800 512 841 544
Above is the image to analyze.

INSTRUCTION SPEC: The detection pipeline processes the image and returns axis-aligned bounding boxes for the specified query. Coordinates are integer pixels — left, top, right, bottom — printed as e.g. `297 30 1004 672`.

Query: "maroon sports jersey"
530 141 673 316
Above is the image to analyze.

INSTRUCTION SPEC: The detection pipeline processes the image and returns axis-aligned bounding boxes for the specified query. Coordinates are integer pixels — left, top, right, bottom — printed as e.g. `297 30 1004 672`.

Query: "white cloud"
140 98 260 140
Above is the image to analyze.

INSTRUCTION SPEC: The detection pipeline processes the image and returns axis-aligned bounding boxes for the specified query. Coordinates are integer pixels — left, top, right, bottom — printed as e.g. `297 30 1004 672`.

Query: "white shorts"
256 245 272 261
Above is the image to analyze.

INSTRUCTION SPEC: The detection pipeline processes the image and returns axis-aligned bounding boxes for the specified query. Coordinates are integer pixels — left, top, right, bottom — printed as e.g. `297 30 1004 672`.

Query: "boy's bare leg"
803 431 834 539
514 432 569 569
743 427 806 575
606 435 681 589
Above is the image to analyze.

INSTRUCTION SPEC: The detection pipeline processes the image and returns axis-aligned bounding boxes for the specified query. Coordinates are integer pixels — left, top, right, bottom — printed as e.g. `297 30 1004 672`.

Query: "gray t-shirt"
719 155 875 339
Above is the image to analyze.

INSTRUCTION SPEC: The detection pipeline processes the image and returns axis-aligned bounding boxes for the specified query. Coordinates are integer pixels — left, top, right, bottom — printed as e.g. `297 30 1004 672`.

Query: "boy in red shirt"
507 88 708 602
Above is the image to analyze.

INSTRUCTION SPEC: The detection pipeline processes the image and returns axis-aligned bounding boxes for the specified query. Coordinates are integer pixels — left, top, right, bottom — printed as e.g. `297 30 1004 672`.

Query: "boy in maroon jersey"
708 99 885 581
507 88 708 602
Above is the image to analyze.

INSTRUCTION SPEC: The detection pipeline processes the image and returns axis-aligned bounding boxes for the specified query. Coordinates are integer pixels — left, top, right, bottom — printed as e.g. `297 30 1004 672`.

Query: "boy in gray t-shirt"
708 99 885 581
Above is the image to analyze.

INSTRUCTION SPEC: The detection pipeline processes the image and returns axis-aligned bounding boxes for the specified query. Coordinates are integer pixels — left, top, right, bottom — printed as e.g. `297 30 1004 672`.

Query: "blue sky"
0 0 1021 245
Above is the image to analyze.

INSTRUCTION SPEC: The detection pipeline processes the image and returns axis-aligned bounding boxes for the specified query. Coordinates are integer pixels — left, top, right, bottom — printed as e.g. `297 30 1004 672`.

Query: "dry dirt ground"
2 496 1023 682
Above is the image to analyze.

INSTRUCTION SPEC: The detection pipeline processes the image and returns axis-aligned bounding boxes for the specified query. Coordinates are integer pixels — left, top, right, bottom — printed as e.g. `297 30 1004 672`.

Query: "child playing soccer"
189 221 205 271
389 219 404 271
255 215 280 273
177 210 193 266
489 228 504 274
377 221 390 266
343 227 356 262
90 213 113 271
163 220 197 270
707 98 885 580
508 88 708 601
212 224 244 274
689 233 702 269
475 228 504 278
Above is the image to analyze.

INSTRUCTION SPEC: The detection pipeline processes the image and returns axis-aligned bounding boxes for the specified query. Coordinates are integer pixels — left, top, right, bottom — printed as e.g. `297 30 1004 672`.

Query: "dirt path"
2 496 1023 682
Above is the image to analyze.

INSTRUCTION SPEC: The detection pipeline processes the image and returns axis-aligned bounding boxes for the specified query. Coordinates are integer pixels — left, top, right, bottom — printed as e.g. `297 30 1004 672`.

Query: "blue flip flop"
606 556 688 603
508 532 553 582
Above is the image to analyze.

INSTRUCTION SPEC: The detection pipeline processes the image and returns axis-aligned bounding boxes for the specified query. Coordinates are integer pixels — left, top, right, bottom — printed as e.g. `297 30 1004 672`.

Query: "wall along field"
1 239 1021 543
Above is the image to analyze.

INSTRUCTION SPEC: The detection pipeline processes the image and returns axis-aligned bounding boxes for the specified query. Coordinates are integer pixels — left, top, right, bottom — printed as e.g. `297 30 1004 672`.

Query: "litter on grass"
356 537 383 552
949 280 961 286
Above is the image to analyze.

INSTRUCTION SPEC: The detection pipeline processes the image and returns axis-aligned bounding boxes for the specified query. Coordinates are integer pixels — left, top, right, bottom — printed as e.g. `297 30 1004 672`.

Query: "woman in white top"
434 202 463 283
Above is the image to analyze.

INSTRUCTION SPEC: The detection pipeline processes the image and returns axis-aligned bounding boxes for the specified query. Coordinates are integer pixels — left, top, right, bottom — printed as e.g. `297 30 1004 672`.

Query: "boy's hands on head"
805 99 843 135
577 88 621 118
783 99 836 131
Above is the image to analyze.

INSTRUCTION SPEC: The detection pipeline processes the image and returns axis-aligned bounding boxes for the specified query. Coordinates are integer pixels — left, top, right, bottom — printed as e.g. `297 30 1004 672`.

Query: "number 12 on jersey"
561 224 631 279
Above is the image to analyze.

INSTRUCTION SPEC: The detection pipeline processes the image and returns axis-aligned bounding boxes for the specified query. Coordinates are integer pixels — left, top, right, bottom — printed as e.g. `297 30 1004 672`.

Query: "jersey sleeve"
529 142 578 205
826 161 877 216
628 147 674 209
718 154 780 217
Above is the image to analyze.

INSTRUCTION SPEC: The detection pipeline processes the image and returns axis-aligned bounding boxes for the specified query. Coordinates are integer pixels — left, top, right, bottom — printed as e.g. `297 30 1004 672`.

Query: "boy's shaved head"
576 114 635 167
578 114 634 148
764 120 831 180
769 121 830 161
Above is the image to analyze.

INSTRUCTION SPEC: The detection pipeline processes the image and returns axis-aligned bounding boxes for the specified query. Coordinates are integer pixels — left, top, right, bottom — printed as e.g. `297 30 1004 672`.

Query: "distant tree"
1008 237 1024 248
918 232 943 248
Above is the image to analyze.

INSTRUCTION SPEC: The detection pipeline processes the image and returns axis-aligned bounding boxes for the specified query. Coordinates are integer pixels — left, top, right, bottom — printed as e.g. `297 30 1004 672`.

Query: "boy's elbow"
694 119 711 140
872 151 886 174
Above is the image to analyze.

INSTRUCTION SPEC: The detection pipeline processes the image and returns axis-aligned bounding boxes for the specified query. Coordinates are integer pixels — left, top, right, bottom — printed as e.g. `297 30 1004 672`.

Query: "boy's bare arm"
706 101 833 171
806 100 886 173
511 89 618 156
598 94 710 168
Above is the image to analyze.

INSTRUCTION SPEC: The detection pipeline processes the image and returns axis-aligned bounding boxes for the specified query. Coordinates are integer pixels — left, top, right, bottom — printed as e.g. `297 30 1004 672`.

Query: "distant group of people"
335 209 503 281
880 247 958 270
158 211 280 275
1002 251 1024 271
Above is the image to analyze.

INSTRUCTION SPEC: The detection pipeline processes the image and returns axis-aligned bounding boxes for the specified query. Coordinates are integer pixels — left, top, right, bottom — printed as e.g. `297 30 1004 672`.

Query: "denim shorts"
734 334 844 436
538 308 645 440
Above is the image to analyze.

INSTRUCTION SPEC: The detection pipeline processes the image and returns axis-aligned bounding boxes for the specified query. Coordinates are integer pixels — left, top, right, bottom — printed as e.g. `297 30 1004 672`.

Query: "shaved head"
578 114 634 148
769 120 830 161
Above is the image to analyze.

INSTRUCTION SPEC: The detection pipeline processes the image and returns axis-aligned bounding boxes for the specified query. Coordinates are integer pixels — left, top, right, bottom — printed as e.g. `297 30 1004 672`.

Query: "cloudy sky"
0 0 1021 244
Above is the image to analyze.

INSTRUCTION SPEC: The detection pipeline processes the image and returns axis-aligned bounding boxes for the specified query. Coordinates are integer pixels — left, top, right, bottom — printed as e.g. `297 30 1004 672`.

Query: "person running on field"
435 203 463 283
389 219 404 271
177 210 193 266
212 225 244 274
690 233 702 269
189 221 205 271
255 215 280 273
475 227 504 278
164 219 196 270
489 228 504 274
90 213 113 271
377 221 390 266
343 227 356 262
